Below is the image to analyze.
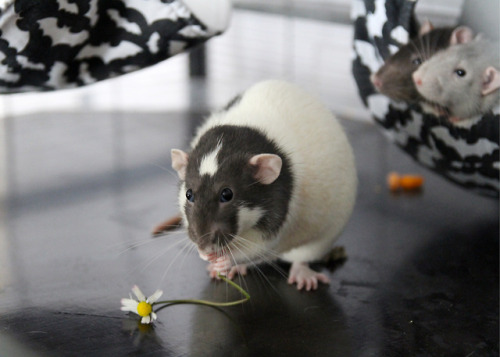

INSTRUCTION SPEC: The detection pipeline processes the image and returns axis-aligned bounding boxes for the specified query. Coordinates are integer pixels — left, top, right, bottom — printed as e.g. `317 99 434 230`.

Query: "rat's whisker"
128 236 188 276
158 238 195 284
176 240 198 271
229 238 281 293
112 230 187 256
231 235 281 260
230 234 288 281
222 242 251 296
147 160 180 181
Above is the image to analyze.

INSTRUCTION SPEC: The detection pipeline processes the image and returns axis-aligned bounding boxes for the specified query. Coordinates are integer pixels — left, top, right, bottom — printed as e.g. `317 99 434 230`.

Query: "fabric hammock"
0 0 229 93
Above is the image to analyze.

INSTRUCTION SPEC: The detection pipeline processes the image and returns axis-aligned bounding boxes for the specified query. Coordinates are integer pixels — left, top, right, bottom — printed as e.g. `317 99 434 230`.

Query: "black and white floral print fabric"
0 0 226 93
352 0 499 197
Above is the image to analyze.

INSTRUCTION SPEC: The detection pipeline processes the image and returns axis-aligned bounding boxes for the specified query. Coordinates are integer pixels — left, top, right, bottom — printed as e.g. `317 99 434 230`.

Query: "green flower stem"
153 274 250 308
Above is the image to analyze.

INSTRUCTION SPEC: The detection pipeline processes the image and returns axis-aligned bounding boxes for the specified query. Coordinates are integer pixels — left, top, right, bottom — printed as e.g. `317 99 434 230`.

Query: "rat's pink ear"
419 20 434 36
249 154 282 185
450 26 474 45
481 66 500 96
171 149 189 180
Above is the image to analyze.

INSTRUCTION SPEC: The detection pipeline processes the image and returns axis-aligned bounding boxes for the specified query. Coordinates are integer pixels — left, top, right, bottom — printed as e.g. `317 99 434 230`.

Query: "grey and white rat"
412 36 500 124
370 22 473 102
170 80 357 291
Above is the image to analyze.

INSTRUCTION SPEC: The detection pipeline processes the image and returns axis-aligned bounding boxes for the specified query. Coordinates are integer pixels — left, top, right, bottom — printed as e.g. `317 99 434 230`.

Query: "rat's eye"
186 189 194 202
220 188 233 203
412 58 422 66
454 68 466 77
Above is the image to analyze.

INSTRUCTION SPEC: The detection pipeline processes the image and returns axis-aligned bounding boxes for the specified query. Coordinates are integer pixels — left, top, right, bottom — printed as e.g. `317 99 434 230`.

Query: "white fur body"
185 80 357 264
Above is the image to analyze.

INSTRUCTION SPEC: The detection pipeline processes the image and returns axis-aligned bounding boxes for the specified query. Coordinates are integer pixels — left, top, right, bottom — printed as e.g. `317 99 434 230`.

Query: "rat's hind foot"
288 262 329 291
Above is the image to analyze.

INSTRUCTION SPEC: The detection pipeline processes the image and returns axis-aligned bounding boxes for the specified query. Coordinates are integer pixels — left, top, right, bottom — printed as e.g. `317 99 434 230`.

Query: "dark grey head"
171 125 293 256
371 26 457 102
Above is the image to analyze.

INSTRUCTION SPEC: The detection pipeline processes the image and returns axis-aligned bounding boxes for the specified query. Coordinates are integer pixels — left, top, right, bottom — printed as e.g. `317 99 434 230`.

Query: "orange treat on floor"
399 175 424 190
387 172 401 191
387 172 424 191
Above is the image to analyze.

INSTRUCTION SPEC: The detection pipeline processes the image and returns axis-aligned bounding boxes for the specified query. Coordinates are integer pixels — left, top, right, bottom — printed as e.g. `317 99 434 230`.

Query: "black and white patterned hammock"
351 0 499 197
0 0 226 92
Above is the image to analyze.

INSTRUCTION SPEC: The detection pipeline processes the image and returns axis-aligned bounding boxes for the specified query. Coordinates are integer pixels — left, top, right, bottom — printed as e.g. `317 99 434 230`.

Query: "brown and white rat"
412 36 500 125
370 22 473 102
170 80 357 291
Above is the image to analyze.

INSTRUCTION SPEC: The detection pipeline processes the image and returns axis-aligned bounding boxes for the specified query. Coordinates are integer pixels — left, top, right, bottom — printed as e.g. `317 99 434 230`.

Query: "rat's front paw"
288 262 329 291
207 259 247 280
226 264 248 280
206 255 232 278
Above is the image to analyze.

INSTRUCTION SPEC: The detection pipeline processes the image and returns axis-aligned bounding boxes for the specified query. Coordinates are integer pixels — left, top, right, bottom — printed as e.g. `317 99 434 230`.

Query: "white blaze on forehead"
199 140 223 176
237 206 265 234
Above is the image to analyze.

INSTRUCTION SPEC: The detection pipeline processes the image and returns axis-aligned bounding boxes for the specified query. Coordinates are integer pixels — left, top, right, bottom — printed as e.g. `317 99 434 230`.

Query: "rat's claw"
288 262 330 291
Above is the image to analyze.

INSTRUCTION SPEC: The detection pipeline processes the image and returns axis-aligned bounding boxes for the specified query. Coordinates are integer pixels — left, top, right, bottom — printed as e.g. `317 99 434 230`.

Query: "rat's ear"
171 149 189 180
481 66 500 96
249 154 282 185
419 20 434 36
450 26 474 45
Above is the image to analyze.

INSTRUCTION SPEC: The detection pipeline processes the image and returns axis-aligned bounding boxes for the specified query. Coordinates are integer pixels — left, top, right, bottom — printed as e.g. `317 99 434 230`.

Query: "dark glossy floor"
0 107 498 356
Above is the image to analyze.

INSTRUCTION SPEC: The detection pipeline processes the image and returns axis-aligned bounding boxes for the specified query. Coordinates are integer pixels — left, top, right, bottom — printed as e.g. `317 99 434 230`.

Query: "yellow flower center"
136 301 152 317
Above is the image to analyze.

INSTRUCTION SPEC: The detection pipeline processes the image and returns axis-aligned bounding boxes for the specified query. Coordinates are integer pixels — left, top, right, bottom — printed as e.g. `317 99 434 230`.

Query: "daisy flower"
120 274 250 325
121 285 163 324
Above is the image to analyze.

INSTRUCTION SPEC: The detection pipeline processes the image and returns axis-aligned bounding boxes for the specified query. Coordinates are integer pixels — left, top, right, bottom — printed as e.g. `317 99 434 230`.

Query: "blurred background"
0 0 469 120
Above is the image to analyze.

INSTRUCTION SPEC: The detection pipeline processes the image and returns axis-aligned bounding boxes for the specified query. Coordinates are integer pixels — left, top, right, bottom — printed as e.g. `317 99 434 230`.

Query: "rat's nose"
412 72 422 86
198 248 217 262
370 74 382 89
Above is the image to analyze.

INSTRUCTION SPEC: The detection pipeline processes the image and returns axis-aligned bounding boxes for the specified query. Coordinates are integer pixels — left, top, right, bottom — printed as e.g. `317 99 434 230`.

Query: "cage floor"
0 107 497 356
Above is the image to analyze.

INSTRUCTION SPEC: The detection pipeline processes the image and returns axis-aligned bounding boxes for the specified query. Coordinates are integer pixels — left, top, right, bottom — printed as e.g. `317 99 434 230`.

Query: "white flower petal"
120 299 139 313
147 290 163 303
131 285 146 301
121 298 138 306
141 315 151 324
151 312 157 321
